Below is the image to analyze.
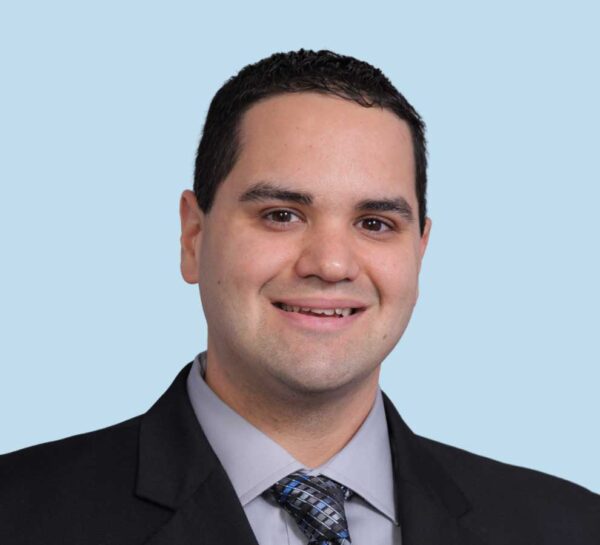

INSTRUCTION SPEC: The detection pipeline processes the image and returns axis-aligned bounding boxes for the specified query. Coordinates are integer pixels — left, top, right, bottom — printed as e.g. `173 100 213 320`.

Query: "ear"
179 189 205 284
417 217 432 271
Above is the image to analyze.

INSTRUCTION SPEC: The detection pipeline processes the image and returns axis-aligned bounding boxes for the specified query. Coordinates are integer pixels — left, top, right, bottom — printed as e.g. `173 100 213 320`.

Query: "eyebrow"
239 181 414 222
356 198 414 222
239 182 313 206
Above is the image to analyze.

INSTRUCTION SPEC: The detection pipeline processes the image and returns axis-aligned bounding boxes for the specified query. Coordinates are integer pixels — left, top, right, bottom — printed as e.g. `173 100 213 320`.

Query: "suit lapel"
136 363 258 545
383 393 488 545
396 483 486 545
142 466 259 545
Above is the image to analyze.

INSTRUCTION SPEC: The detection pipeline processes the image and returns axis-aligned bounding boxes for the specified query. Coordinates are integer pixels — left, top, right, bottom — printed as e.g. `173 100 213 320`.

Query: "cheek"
373 251 420 307
201 225 294 298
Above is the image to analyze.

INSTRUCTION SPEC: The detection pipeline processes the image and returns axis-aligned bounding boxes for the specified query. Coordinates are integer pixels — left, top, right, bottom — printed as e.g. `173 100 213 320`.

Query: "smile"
274 303 357 318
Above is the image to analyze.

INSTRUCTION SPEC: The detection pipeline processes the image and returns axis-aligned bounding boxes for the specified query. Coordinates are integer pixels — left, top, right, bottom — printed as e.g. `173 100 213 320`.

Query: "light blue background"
1 2 598 493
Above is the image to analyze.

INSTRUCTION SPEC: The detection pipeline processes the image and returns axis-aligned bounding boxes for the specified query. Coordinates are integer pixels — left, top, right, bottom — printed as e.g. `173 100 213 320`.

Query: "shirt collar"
186 352 397 524
313 383 397 523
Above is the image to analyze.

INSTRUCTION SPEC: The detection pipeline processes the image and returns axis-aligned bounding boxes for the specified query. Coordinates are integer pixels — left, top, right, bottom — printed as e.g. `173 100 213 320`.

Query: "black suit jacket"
1 362 599 544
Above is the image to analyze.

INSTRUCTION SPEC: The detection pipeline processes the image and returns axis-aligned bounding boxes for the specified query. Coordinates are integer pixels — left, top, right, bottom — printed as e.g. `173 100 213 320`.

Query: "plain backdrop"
1 1 598 493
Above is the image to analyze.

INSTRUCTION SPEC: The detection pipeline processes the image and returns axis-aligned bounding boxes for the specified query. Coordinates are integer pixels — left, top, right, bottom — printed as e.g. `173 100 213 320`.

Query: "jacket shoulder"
0 416 141 491
417 435 600 543
0 417 169 543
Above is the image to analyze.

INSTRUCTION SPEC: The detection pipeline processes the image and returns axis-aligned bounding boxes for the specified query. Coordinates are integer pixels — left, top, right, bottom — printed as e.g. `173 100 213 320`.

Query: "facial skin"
180 93 431 454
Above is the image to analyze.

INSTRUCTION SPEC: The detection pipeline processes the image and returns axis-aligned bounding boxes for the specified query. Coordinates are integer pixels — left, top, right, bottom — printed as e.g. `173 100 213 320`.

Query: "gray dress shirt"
186 353 402 544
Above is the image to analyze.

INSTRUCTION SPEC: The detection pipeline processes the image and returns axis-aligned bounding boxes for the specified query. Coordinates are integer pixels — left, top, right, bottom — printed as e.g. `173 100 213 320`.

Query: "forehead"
225 92 416 205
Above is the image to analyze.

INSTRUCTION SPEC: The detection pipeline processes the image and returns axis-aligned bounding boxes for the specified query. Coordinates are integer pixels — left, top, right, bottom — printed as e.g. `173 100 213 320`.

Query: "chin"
265 352 379 398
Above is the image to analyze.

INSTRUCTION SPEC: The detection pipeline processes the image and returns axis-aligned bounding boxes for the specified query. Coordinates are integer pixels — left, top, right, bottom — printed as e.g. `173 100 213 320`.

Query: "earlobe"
179 189 204 284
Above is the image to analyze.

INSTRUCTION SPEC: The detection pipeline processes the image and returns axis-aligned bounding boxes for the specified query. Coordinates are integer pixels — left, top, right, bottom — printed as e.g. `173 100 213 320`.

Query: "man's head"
180 50 431 407
194 49 428 234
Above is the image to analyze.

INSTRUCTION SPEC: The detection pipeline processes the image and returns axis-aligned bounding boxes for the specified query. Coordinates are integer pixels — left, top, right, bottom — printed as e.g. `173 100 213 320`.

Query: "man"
1 50 598 544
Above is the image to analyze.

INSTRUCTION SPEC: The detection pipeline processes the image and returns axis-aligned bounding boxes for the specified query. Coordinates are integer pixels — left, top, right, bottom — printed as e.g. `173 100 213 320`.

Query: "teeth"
279 304 354 317
312 308 335 316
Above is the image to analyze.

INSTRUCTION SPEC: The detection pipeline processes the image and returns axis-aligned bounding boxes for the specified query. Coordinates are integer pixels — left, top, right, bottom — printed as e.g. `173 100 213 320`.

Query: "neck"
204 353 380 468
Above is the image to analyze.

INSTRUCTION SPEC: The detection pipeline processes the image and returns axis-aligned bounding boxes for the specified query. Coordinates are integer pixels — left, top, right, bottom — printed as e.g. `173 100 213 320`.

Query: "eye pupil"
274 210 292 222
363 218 382 231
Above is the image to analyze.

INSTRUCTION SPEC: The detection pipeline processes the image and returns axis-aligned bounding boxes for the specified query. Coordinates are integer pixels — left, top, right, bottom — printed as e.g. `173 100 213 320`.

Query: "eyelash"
261 209 396 233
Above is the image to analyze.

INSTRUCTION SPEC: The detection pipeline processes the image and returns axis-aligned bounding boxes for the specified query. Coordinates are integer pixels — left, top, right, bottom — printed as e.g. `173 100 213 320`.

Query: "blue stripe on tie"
280 479 302 501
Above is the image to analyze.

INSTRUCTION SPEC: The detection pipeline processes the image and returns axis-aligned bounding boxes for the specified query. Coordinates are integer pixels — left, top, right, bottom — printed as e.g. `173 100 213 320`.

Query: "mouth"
272 302 363 318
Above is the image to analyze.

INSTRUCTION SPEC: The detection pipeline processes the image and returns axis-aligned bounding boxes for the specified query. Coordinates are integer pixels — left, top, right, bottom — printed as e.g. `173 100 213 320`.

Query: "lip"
272 298 368 310
271 298 367 332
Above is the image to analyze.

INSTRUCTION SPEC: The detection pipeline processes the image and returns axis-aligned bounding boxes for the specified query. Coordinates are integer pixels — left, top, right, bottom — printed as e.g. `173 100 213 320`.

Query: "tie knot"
268 470 352 545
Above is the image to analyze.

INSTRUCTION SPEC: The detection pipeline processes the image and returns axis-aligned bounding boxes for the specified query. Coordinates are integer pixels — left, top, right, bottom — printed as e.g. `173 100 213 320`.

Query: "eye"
358 217 393 233
263 209 302 224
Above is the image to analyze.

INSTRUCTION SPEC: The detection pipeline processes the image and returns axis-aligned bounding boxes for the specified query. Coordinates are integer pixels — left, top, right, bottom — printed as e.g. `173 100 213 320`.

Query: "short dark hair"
194 49 428 233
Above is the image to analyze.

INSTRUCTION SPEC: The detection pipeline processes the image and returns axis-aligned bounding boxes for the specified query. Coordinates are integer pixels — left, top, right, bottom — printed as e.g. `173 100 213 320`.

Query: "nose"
293 222 361 283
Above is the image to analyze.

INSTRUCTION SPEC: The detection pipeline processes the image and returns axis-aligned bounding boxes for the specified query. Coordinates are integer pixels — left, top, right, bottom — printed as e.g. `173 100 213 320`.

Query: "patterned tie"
268 470 353 545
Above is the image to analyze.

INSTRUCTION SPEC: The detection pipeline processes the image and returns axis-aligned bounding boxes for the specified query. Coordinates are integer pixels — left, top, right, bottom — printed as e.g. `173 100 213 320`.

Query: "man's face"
181 92 430 400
